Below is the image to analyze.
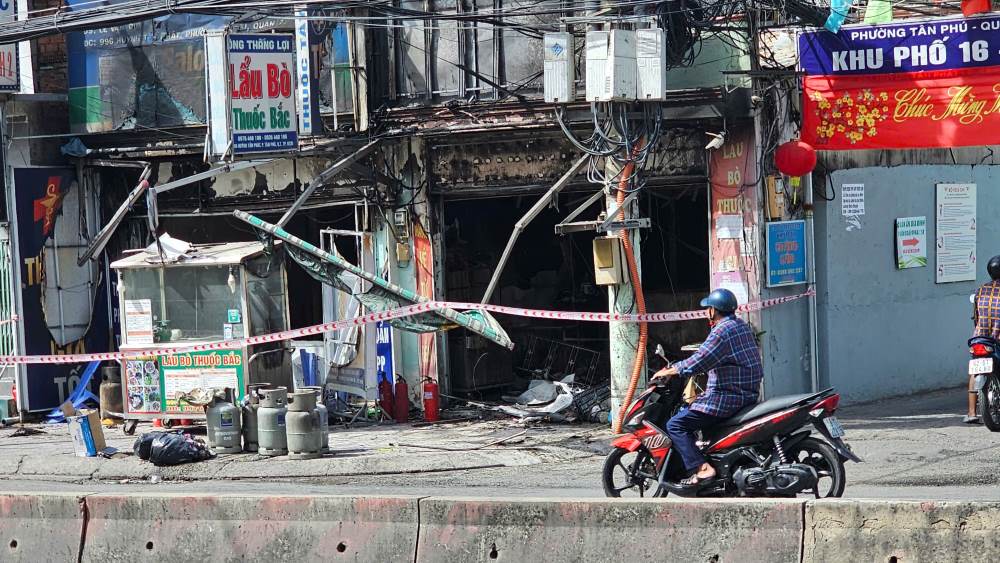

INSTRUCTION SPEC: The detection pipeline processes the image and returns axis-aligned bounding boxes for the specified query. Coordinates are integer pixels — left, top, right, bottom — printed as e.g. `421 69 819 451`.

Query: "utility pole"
605 156 643 424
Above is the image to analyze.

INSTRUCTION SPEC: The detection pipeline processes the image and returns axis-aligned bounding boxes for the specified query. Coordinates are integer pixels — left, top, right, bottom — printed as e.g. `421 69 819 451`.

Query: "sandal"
679 471 717 487
963 415 982 425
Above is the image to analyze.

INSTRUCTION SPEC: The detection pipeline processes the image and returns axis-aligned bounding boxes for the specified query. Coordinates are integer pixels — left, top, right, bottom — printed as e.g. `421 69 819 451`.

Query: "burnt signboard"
66 2 280 134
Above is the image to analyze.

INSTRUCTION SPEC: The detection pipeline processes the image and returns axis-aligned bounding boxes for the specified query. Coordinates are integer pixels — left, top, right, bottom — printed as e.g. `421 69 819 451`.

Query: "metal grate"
516 335 603 386
0 225 16 395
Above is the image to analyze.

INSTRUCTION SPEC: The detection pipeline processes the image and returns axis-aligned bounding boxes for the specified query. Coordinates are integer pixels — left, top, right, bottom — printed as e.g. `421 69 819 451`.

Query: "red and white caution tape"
0 290 813 365
443 289 815 323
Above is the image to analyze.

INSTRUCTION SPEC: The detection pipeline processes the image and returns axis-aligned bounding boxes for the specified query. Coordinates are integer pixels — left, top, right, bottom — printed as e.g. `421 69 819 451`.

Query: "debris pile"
492 375 611 423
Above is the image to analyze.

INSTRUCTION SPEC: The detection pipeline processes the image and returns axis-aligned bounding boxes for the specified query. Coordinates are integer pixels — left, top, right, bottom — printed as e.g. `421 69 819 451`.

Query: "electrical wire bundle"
0 0 824 47
554 101 662 197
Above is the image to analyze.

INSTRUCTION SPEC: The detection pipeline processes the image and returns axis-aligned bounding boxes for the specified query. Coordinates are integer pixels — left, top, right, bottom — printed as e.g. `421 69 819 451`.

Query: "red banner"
414 222 437 381
802 68 1000 150
709 127 759 313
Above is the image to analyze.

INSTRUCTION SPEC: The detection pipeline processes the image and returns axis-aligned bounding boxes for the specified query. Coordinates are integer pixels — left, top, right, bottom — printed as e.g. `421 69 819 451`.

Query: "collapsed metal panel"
233 211 514 350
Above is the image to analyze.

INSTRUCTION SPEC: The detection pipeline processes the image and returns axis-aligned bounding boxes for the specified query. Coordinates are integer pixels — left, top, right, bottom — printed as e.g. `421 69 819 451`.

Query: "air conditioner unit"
543 32 575 103
636 28 667 100
585 30 636 102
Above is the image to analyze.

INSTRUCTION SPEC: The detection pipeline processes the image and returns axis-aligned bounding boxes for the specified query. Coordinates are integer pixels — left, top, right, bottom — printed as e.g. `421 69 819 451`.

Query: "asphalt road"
1 386 997 500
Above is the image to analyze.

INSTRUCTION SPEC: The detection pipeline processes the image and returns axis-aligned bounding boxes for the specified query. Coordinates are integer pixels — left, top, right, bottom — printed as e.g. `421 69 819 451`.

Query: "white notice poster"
715 214 743 239
936 183 977 284
124 299 154 345
841 184 865 216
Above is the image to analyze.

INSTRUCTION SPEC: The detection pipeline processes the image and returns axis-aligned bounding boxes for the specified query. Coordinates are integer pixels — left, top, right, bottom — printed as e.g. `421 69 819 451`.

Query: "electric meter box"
593 236 624 285
636 28 667 100
543 32 575 103
585 30 637 102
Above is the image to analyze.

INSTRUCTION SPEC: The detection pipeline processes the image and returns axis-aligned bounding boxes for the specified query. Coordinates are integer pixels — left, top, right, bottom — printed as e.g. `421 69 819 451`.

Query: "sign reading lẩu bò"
228 33 298 154
799 15 1000 150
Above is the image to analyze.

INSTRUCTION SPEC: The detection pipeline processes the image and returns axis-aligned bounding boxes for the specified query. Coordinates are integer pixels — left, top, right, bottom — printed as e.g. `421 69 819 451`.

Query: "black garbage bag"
132 431 215 466
133 432 157 460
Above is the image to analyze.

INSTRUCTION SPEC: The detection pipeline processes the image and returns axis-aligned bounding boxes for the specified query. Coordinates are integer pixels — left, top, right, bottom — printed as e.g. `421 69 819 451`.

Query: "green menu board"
123 349 246 415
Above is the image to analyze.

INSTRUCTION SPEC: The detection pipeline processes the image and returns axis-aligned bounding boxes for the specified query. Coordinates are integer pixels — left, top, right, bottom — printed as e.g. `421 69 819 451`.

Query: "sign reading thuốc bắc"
227 33 298 154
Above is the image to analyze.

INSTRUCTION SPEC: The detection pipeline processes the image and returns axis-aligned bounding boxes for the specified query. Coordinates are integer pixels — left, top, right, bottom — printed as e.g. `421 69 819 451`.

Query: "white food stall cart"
111 240 292 432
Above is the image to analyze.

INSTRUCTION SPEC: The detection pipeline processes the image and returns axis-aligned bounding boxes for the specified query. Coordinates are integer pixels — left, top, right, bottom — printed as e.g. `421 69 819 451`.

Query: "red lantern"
774 140 817 177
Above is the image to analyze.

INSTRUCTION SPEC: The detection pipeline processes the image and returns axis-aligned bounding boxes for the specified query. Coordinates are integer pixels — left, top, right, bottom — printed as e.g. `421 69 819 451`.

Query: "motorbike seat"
717 389 834 427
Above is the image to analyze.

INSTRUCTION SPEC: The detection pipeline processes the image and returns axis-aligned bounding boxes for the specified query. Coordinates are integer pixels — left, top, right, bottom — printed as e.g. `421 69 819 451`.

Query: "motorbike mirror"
655 344 665 358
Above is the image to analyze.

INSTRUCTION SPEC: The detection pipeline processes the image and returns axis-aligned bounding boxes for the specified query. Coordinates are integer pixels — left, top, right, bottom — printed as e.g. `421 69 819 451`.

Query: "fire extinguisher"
422 377 440 423
393 376 409 424
378 371 395 420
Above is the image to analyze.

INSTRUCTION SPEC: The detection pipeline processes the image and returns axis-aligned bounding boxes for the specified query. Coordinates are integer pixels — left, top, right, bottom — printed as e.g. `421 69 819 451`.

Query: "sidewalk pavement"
1 385 997 502
0 417 610 484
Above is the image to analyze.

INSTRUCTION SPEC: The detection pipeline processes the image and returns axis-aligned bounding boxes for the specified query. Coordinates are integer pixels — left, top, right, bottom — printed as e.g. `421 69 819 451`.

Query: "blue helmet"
700 288 738 314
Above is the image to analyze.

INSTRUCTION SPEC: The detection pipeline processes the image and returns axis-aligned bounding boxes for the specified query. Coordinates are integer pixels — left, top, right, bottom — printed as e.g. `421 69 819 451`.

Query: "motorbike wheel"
980 376 1000 432
786 437 846 498
602 447 667 498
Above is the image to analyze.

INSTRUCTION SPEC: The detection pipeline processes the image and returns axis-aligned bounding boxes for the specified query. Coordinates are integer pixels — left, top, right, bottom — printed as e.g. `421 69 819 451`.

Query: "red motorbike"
603 356 861 498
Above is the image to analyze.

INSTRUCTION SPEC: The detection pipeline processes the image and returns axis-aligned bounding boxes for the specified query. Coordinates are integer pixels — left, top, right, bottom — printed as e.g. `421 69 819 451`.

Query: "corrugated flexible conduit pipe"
613 140 647 434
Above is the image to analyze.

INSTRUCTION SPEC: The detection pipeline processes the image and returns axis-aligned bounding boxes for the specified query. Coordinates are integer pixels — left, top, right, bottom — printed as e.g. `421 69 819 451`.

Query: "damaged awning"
77 159 269 266
232 211 514 350
77 137 376 265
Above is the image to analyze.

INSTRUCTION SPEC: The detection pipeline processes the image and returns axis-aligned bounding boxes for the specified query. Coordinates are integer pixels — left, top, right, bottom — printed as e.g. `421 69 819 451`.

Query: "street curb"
1 493 996 562
804 499 1000 562
415 496 802 563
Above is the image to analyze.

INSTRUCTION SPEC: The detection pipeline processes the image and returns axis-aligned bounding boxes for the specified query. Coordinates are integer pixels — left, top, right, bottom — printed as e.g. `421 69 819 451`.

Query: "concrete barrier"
804 500 1000 563
7 491 1000 562
415 497 805 563
0 493 85 563
80 494 420 562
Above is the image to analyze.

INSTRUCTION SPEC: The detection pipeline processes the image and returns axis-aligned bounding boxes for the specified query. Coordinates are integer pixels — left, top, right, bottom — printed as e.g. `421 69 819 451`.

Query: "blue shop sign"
799 14 1000 76
766 220 807 287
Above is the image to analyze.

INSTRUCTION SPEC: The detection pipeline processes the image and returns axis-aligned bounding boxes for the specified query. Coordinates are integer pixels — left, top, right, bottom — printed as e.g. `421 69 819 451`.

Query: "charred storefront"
426 126 715 395
1 0 761 418
0 6 375 413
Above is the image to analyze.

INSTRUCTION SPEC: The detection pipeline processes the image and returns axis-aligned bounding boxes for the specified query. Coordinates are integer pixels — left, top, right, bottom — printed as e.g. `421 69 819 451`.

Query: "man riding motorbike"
652 288 763 488
968 255 1000 424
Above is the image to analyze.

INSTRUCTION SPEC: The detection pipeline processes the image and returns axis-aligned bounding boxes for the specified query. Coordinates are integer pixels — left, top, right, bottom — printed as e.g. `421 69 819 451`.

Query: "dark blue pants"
666 406 726 474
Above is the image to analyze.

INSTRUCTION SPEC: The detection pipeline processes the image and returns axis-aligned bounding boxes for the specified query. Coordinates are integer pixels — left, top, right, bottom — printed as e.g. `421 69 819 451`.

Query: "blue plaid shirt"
673 314 763 417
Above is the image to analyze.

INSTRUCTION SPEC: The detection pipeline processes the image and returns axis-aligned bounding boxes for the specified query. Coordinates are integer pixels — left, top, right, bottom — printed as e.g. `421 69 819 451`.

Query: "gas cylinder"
301 386 329 454
99 364 124 422
394 377 409 424
241 384 269 452
205 388 243 454
286 391 320 460
258 387 288 457
422 377 440 423
378 372 395 420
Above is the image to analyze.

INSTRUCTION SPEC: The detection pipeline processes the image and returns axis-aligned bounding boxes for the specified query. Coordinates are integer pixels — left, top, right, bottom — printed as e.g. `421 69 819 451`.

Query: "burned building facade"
0 1 801 417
